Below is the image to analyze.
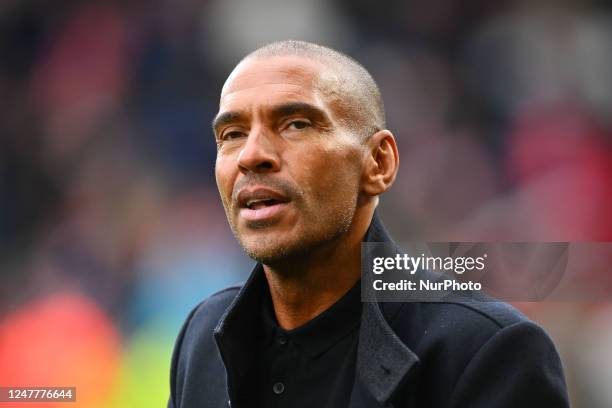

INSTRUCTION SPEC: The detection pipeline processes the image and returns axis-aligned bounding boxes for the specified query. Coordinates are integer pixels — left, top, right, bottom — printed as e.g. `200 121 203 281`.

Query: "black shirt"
256 280 362 408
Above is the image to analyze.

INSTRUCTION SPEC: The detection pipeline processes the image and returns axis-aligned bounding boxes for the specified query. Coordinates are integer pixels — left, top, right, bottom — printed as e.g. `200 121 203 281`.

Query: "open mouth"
237 187 291 222
245 198 284 210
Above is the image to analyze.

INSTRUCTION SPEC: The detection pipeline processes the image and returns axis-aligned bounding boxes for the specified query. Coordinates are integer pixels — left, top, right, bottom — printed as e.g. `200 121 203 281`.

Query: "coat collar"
354 212 419 407
214 211 419 407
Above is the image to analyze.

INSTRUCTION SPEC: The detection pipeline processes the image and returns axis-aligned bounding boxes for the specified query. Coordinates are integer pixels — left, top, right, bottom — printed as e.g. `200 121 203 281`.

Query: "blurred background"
1 0 612 406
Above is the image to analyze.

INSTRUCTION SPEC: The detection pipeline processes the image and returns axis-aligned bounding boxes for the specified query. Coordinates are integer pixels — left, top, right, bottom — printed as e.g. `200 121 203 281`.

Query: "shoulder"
180 285 243 341
381 295 557 376
170 285 242 375
168 285 242 406
382 299 568 406
191 286 243 322
400 295 529 330
170 286 241 386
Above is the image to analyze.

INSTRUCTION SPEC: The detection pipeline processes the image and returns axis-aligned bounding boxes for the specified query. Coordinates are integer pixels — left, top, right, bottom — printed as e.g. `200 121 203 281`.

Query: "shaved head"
215 39 400 268
236 40 386 141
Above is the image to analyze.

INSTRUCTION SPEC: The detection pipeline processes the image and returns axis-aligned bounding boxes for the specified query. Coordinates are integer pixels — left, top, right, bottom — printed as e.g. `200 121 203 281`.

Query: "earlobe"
361 130 400 197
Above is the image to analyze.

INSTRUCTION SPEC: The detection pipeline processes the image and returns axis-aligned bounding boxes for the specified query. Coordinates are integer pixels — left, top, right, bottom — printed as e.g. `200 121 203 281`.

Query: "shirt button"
277 334 288 345
272 382 285 395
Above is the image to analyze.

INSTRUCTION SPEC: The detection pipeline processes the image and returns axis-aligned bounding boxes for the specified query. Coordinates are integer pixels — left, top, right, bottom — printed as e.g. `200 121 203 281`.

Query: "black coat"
168 214 569 407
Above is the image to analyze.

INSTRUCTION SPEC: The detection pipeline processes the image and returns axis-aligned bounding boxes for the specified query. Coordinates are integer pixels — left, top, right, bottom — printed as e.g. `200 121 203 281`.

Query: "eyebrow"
212 111 246 135
212 101 331 135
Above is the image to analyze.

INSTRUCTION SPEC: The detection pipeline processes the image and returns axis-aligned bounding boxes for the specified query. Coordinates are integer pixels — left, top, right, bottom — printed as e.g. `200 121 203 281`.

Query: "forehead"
219 56 327 112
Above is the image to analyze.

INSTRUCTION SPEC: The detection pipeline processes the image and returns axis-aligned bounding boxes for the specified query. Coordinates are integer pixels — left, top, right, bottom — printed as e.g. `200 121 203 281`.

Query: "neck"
263 202 376 330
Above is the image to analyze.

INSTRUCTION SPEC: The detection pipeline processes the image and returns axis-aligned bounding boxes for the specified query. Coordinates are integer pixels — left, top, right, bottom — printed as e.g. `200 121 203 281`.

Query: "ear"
361 130 400 197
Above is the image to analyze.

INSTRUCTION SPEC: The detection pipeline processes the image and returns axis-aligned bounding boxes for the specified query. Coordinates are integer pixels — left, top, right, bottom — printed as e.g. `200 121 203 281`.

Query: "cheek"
215 158 235 203
295 146 362 204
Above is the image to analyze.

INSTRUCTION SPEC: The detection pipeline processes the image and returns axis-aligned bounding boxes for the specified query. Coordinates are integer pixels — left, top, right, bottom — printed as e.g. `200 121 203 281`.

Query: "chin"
233 210 355 265
240 234 297 265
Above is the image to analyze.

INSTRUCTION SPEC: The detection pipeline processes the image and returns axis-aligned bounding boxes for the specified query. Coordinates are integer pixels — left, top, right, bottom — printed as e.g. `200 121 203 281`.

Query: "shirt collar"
260 278 361 358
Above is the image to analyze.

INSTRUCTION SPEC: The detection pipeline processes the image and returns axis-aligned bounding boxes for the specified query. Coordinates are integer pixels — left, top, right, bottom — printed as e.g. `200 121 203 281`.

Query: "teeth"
246 198 268 208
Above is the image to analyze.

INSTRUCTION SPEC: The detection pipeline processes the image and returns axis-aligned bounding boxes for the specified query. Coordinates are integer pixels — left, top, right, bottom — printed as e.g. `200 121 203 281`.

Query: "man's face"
214 55 365 264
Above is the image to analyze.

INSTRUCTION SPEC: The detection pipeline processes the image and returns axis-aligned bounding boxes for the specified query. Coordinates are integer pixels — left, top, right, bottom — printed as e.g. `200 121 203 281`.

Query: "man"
168 40 569 407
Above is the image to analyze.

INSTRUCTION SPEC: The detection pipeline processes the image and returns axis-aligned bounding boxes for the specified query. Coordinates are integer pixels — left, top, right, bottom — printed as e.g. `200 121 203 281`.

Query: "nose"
237 126 281 173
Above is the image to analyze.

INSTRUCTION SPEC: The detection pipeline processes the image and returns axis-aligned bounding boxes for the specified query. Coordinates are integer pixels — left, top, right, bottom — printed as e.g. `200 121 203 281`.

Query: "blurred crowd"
1 0 612 407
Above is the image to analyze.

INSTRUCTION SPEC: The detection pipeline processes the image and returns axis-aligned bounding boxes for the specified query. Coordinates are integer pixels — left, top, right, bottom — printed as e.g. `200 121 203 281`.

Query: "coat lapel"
350 213 420 407
349 301 419 407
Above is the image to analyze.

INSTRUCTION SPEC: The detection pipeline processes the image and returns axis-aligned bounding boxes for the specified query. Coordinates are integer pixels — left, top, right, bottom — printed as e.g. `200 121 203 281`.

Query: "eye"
286 120 311 131
221 130 246 140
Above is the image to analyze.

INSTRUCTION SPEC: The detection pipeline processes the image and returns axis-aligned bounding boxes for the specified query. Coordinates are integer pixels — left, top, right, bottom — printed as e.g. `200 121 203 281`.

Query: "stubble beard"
228 200 357 274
